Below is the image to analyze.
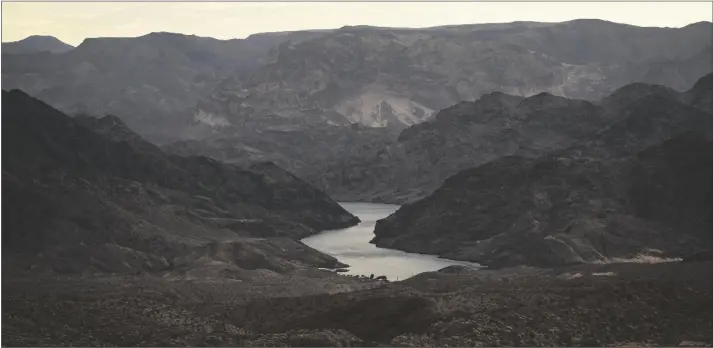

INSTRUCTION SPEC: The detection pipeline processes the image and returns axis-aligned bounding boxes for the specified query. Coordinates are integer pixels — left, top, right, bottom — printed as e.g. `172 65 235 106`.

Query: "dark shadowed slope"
2 89 357 275
371 75 713 268
305 90 617 203
304 73 713 204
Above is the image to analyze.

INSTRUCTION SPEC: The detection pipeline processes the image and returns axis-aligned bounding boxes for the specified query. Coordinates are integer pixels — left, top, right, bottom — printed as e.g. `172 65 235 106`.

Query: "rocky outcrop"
370 77 713 269
2 89 357 274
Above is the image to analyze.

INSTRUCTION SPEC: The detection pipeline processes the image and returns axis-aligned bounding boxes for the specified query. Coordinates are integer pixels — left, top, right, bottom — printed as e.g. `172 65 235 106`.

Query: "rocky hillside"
194 20 712 133
4 261 712 346
2 35 74 54
306 92 612 203
2 89 358 275
173 22 711 201
371 77 713 268
304 73 713 203
1 30 327 144
4 21 710 147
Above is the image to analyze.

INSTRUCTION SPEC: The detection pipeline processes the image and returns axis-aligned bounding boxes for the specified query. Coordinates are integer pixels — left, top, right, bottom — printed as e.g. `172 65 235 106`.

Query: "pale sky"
2 2 712 46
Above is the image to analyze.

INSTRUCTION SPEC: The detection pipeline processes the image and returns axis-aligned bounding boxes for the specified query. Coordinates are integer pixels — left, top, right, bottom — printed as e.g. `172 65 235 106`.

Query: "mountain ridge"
369 73 713 268
2 88 358 275
3 20 711 146
2 35 74 54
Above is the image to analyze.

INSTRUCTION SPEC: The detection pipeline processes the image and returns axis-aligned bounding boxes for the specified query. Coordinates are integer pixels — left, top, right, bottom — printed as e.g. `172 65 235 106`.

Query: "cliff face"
2 89 358 275
370 75 713 268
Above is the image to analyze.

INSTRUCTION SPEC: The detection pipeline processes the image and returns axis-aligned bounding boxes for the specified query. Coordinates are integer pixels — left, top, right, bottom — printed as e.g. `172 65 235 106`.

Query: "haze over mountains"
3 16 712 277
8 19 708 205
3 14 713 347
3 20 711 143
198 20 711 131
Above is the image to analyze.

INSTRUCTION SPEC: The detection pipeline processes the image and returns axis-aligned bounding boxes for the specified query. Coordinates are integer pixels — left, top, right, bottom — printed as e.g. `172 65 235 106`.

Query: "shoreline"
302 202 482 281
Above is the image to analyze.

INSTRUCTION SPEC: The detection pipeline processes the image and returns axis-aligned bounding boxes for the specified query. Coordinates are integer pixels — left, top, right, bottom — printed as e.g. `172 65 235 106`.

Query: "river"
301 202 480 280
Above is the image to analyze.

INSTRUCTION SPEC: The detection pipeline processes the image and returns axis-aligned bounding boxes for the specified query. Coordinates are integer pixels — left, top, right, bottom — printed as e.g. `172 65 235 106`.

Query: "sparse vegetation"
3 262 711 347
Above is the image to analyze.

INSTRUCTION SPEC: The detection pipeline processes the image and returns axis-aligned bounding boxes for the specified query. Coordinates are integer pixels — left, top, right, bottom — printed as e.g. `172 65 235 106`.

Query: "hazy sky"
2 2 712 46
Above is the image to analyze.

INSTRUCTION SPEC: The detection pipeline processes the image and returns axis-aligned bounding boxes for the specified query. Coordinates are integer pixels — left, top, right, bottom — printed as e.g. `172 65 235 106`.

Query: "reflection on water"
302 202 480 280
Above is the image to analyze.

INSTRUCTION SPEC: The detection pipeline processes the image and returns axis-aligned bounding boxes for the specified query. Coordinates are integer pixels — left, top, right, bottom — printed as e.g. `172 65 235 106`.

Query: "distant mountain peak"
601 82 680 111
22 35 58 40
688 72 713 93
682 21 713 29
517 92 576 109
140 31 205 40
683 72 713 112
2 35 74 54
478 91 509 99
467 91 525 113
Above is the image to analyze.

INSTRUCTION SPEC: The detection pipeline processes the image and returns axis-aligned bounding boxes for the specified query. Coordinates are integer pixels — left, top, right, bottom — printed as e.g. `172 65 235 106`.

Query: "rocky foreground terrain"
3 261 712 346
371 74 713 268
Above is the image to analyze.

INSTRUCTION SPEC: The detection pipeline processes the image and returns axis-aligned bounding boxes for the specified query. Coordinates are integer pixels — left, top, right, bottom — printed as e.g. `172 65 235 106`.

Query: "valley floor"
3 262 712 347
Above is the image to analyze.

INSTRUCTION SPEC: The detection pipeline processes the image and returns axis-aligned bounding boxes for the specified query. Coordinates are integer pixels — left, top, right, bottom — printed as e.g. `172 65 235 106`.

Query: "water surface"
302 202 479 280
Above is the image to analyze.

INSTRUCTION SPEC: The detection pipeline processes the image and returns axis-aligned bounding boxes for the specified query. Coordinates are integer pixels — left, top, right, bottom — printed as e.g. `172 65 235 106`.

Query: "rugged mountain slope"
1 31 327 143
306 92 614 203
168 22 711 197
194 20 712 132
2 35 74 54
2 89 357 274
304 73 713 203
371 78 713 268
682 71 713 112
5 21 710 147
